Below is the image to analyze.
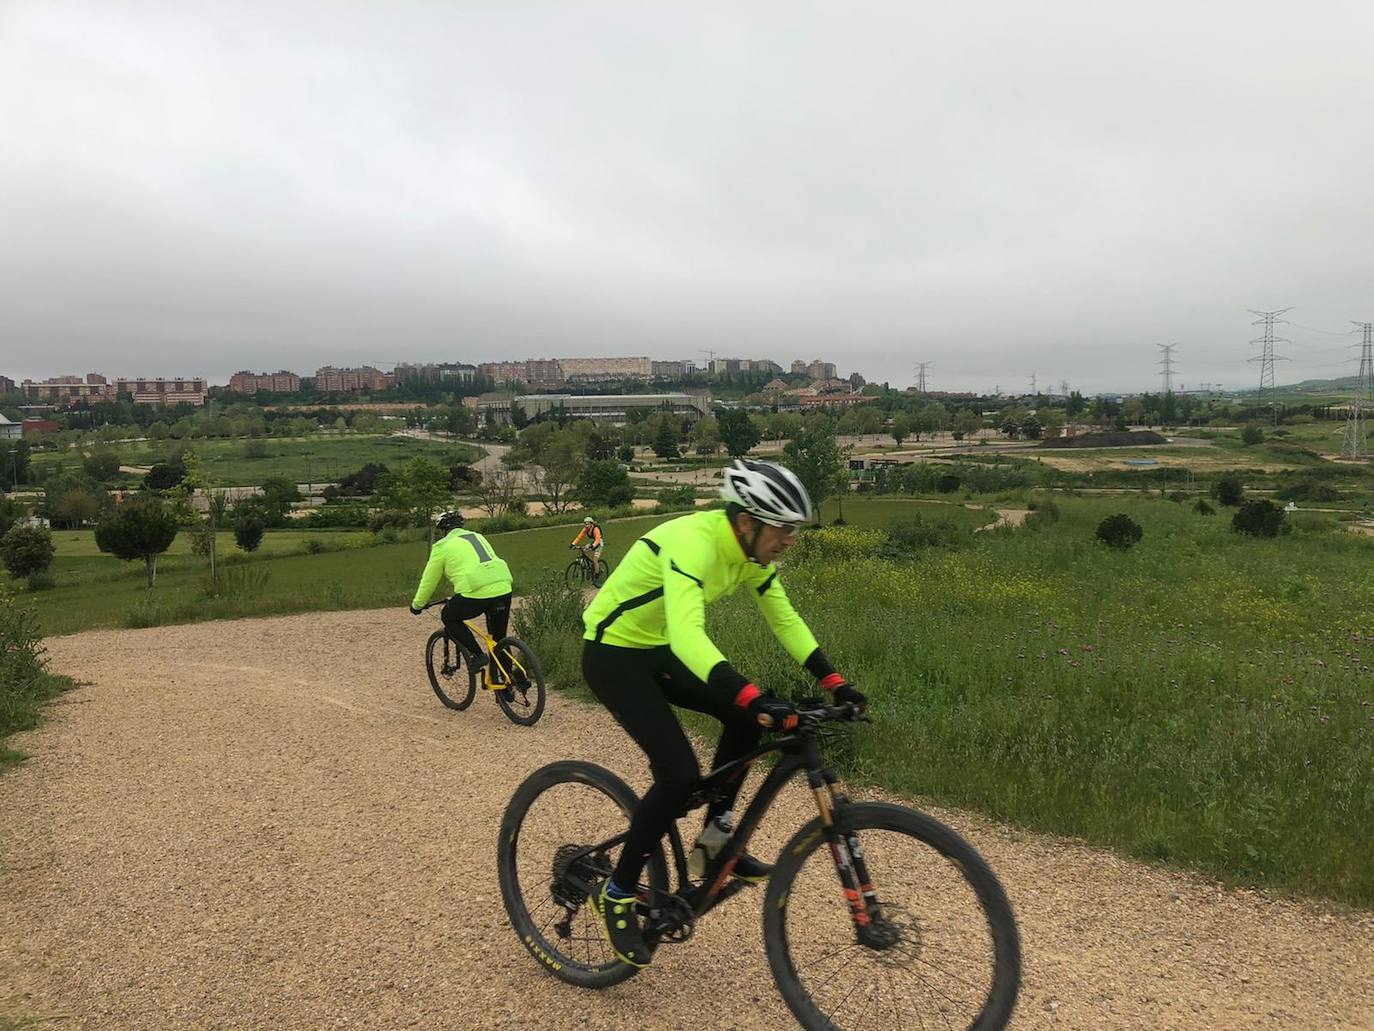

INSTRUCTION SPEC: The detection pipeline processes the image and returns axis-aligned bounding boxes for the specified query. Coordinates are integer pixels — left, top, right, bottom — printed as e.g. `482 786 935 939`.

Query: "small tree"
652 421 682 461
716 407 761 458
890 413 913 448
1241 425 1265 446
82 451 121 481
1232 499 1284 538
576 459 633 508
1213 475 1244 507
144 463 185 491
0 524 55 579
1193 498 1216 516
235 515 266 552
784 422 845 524
95 494 179 588
0 496 23 537
1095 513 1143 550
616 444 635 463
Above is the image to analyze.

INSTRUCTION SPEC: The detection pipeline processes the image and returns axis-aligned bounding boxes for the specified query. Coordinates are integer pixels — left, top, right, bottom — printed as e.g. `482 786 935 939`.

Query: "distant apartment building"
395 362 479 384
708 358 782 375
559 356 653 382
113 376 208 406
477 359 564 390
22 373 113 406
229 369 301 394
0 375 14 394
313 366 393 393
796 359 838 380
651 360 692 380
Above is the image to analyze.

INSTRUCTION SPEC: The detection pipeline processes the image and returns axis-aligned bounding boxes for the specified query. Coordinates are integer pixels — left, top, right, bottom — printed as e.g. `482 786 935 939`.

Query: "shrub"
368 509 418 533
242 440 269 459
935 473 962 494
1193 498 1216 516
1023 499 1060 530
235 516 266 552
513 576 587 692
25 570 56 592
1213 475 1244 507
0 524 55 579
143 463 185 491
882 515 967 554
1276 482 1342 503
1241 426 1265 446
605 484 635 509
1232 499 1284 538
1095 513 1143 550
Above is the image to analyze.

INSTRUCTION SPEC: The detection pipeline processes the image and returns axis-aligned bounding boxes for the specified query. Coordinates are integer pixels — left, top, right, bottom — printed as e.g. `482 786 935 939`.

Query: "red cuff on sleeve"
734 683 761 708
819 673 845 692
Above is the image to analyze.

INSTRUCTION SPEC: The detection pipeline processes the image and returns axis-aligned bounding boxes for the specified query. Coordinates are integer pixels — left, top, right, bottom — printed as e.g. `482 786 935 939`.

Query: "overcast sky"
3 1 1373 394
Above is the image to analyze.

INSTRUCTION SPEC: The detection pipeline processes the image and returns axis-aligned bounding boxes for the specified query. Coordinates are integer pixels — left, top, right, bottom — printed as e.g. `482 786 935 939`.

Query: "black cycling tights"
581 640 762 891
441 593 512 661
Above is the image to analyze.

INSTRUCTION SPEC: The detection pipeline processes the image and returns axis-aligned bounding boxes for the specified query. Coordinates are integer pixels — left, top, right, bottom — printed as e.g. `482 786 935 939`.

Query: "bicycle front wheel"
492 636 546 726
498 761 669 989
426 629 476 710
763 802 1020 1031
564 559 586 587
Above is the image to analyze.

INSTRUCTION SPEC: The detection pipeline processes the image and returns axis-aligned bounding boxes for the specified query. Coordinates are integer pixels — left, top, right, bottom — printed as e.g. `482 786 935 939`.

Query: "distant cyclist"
410 511 513 676
580 459 866 968
570 515 605 579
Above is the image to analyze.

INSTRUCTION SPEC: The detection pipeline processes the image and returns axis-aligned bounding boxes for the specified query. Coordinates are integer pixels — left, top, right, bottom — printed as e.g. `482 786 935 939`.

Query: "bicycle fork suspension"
810 768 879 931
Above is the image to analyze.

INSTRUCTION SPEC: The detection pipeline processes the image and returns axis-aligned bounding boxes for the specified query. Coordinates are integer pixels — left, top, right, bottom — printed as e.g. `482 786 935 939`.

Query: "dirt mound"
2 609 1372 1029
1038 430 1169 449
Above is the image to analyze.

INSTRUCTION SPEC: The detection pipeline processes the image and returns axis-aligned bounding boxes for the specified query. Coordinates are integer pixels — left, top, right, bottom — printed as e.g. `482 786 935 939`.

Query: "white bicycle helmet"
719 459 814 527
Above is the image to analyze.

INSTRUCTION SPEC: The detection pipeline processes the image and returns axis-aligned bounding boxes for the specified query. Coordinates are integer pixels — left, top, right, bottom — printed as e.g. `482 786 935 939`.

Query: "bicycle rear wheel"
590 557 613 587
763 802 1020 1031
498 761 669 988
492 636 546 726
425 629 476 710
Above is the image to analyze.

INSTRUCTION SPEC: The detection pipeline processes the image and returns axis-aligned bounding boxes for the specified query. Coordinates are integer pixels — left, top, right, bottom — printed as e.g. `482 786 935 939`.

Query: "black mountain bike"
564 545 612 587
422 598 546 726
497 702 1021 1030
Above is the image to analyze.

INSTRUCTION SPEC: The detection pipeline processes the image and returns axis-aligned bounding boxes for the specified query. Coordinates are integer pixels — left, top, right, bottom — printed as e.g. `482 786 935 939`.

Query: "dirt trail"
2 610 1372 1030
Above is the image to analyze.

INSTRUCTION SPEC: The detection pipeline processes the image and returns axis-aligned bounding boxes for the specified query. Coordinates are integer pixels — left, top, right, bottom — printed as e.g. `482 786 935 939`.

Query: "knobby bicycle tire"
492 636 547 726
498 761 669 988
426 628 476 710
763 801 1021 1031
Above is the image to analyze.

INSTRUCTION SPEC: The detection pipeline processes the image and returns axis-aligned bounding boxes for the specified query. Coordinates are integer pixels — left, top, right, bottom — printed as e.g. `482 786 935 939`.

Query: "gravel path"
3 609 1373 1029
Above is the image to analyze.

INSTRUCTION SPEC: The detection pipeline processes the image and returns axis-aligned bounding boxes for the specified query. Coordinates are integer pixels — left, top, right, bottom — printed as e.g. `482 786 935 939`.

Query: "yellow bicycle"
422 598 546 726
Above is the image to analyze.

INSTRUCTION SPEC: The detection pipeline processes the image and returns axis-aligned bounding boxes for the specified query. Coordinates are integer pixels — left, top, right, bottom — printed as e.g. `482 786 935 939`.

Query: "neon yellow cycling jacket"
581 509 819 684
412 528 512 608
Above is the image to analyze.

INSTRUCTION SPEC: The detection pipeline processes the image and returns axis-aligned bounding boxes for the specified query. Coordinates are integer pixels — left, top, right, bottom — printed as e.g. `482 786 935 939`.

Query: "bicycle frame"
424 599 531 689
558 711 879 946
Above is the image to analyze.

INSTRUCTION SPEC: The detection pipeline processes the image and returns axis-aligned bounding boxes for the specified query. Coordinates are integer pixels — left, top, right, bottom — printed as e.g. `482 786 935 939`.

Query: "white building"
0 414 21 440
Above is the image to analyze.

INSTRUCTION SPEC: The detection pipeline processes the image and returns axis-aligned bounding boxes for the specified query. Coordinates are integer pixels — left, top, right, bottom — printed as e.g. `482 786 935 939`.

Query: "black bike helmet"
436 510 465 534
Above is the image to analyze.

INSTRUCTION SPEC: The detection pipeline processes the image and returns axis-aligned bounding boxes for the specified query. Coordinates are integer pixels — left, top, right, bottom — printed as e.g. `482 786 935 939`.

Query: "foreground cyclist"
410 511 513 676
570 515 605 578
581 459 865 967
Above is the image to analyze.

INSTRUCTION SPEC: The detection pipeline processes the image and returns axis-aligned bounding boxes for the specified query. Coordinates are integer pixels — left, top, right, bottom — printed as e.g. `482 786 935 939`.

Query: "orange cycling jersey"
572 524 604 548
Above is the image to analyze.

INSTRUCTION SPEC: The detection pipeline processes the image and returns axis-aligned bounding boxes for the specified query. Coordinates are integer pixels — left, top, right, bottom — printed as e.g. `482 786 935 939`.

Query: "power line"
1248 307 1293 425
1344 321 1374 458
1156 343 1178 393
914 361 930 395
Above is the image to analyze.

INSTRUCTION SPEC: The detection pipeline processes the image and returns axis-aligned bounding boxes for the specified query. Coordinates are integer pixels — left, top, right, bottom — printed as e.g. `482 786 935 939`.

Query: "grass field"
29 433 482 488
5 513 686 637
518 494 1374 908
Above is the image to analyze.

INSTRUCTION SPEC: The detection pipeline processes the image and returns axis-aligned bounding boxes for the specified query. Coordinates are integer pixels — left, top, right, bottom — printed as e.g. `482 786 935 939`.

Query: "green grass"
7 513 686 637
29 433 482 487
521 495 1374 908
